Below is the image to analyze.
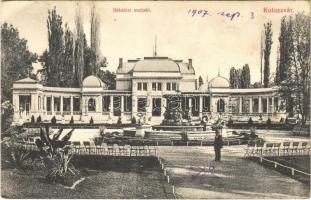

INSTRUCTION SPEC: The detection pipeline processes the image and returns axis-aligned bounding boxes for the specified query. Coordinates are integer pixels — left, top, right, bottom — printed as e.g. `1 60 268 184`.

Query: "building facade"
12 56 287 125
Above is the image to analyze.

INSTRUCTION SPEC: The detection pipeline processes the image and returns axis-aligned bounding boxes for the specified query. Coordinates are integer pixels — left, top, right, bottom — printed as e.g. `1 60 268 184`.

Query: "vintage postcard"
1 0 310 199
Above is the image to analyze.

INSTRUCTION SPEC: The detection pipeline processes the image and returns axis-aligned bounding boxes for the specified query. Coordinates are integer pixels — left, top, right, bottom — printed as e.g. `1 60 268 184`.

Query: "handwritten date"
188 9 255 21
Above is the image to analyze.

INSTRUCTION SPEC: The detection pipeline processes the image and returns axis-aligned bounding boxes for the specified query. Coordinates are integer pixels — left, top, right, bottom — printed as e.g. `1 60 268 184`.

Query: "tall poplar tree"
74 6 85 87
263 21 273 88
46 7 64 87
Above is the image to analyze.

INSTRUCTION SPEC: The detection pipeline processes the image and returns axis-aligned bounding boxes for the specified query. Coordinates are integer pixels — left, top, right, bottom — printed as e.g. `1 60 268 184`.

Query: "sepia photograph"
1 0 310 199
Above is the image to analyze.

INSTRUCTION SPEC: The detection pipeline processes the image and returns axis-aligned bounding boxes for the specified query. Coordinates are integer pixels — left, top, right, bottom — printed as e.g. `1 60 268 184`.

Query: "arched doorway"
217 99 225 113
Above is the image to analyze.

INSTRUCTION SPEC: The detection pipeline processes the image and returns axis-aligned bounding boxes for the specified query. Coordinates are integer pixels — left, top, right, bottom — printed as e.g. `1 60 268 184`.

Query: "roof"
133 57 180 72
178 62 195 74
15 77 37 83
208 75 230 88
82 75 107 88
116 57 195 75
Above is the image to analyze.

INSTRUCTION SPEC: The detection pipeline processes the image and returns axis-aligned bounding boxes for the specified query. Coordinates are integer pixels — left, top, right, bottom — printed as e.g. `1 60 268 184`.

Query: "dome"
82 75 107 88
208 76 230 88
133 57 180 72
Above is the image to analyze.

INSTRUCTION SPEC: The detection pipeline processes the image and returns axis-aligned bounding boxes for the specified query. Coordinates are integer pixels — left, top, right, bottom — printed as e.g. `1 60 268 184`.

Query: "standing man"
214 130 223 161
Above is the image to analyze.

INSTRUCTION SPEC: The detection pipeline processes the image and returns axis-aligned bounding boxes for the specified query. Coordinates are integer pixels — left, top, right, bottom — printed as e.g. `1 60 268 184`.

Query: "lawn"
1 157 174 199
157 146 310 199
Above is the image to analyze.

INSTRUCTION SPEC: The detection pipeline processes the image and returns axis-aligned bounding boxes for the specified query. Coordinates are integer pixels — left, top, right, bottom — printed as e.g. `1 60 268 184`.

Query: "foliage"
266 118 272 125
37 115 42 123
229 67 239 88
31 115 35 123
1 23 37 102
277 13 310 124
97 69 116 90
263 21 273 88
253 82 263 88
46 7 64 87
35 126 78 184
1 101 14 132
229 66 250 88
248 117 253 124
117 116 122 124
51 116 57 125
227 117 233 126
241 64 251 88
69 116 74 124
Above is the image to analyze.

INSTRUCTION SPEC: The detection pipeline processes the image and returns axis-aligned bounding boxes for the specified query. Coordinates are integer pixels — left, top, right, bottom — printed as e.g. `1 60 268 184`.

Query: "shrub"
248 117 253 124
90 117 94 124
117 116 122 124
266 118 272 125
280 117 284 123
51 116 57 125
69 116 74 124
227 117 233 126
37 115 42 123
31 115 35 123
131 116 137 124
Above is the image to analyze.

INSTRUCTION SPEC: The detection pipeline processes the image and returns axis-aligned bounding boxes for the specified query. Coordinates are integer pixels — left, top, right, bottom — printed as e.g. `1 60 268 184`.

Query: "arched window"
88 98 96 112
217 99 225 113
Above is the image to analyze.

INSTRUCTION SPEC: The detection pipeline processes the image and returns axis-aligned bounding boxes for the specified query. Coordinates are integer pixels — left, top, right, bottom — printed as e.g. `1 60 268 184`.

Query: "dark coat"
214 135 223 150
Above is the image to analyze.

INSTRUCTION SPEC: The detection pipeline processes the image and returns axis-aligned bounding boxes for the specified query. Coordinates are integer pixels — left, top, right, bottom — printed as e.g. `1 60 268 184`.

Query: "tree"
46 7 64 87
263 21 273 88
278 13 310 124
97 69 116 90
198 76 204 87
74 6 85 87
1 23 37 102
236 69 243 88
90 5 100 75
241 64 251 88
62 24 75 87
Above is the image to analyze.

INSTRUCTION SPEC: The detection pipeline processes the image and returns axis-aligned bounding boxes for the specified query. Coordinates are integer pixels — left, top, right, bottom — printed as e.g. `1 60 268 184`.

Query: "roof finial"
218 68 220 76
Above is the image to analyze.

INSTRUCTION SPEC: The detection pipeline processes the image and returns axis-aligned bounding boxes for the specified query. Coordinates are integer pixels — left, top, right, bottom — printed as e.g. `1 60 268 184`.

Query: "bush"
51 116 57 125
266 118 272 125
227 117 233 126
280 117 284 123
248 117 253 124
117 116 122 124
69 116 74 124
131 116 137 124
37 115 42 123
31 115 35 124
90 117 94 125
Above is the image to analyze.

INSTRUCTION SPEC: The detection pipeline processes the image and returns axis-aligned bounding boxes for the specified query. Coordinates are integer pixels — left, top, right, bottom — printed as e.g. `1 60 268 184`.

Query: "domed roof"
82 75 107 88
133 57 180 72
208 75 230 88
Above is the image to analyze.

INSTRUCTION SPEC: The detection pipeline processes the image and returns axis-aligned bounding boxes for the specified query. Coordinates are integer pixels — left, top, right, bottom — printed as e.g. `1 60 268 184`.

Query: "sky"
1 1 309 83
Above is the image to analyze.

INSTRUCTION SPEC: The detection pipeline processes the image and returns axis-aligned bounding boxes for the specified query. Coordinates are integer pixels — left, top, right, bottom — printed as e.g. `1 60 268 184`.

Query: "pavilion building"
12 56 286 125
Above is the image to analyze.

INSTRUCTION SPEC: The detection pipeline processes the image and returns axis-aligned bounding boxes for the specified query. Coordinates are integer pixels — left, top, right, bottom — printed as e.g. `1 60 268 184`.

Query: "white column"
249 97 253 113
199 96 203 118
239 97 242 113
110 96 114 117
51 96 55 115
121 96 124 118
70 96 73 115
258 96 262 113
60 96 63 114
271 97 274 113
266 97 269 113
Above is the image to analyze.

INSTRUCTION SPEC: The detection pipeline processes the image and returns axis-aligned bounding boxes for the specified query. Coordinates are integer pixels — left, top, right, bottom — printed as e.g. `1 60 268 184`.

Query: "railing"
244 141 311 157
13 142 158 157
